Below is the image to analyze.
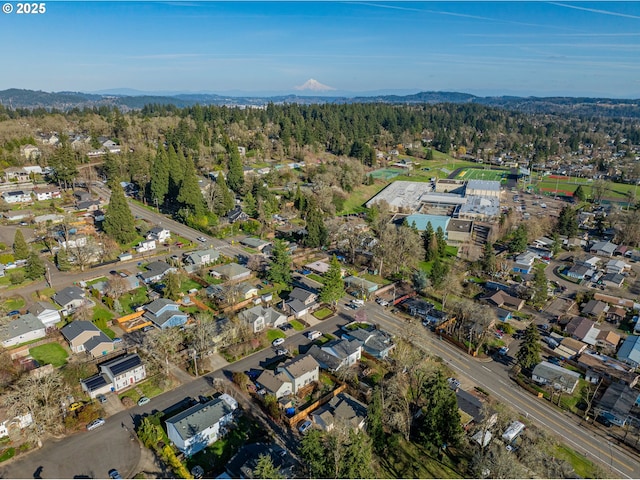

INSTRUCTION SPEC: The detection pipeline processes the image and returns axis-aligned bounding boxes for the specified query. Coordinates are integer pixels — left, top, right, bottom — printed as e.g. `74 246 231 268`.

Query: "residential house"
240 237 271 252
2 191 32 204
256 355 320 399
226 205 248 223
236 282 259 300
581 300 609 320
143 298 188 329
3 210 33 222
496 307 512 322
484 290 524 311
238 305 287 333
284 287 318 318
531 361 581 394
138 261 176 284
74 190 92 203
565 264 592 281
456 389 497 429
3 167 30 182
590 240 618 257
605 259 629 275
52 286 94 315
565 316 600 345
513 251 536 274
210 263 251 282
556 337 588 358
225 443 293 479
166 396 237 456
343 276 379 296
597 382 638 426
617 335 640 367
0 410 33 438
183 248 220 273
135 240 156 253
32 185 61 201
607 305 627 325
80 354 147 397
601 273 625 288
596 330 621 353
76 200 101 212
60 321 115 357
146 226 171 243
307 338 362 372
28 301 61 329
311 392 368 432
0 314 46 348
577 350 638 387
341 327 395 359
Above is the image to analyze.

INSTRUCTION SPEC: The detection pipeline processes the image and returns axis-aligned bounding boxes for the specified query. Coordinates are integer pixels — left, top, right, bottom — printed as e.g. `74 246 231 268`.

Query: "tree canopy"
103 182 137 245
319 256 346 306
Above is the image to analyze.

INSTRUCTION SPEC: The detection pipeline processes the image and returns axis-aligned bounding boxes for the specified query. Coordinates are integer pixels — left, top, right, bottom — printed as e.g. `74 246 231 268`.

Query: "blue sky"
1 1 639 97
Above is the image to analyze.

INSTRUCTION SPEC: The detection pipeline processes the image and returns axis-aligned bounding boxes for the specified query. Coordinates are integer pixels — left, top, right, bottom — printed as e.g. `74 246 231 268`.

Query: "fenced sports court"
369 168 405 180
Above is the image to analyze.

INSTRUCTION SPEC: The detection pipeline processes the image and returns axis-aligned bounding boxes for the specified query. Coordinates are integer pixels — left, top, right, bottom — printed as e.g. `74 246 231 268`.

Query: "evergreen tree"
244 191 257 218
167 145 183 195
253 454 284 479
367 387 385 454
532 264 548 307
25 250 46 280
55 249 72 271
319 256 345 306
294 186 306 213
305 207 328 248
574 184 586 202
177 156 205 216
435 226 447 257
48 142 78 189
509 224 528 253
516 323 542 370
267 240 292 287
418 370 463 448
480 242 496 276
103 182 137 244
299 429 329 478
430 256 449 288
227 147 244 194
13 229 29 260
412 269 430 293
164 272 182 301
422 222 437 261
341 429 375 479
150 147 170 207
556 206 578 237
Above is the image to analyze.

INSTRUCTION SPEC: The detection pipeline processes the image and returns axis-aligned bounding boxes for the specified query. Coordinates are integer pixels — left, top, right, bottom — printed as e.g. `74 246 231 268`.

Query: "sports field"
370 168 404 180
454 168 508 182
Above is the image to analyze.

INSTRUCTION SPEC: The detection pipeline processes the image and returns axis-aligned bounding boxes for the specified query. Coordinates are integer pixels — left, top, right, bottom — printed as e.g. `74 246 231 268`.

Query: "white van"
306 331 322 341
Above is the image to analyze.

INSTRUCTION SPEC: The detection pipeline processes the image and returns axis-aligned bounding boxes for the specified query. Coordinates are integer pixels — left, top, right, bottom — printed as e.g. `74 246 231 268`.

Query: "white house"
28 301 61 329
238 305 287 333
165 396 237 456
0 412 33 438
136 240 156 253
146 226 171 243
32 186 62 201
0 314 46 348
81 354 147 398
2 191 32 204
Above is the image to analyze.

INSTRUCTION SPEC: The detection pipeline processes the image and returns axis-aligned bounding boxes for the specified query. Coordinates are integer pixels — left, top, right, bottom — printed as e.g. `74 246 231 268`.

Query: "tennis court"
455 168 507 182
369 168 405 180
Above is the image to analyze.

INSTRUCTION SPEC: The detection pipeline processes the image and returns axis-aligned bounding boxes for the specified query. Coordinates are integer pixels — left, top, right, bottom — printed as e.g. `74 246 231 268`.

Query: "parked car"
96 394 107 404
197 236 207 243
306 330 322 341
275 349 289 356
69 401 84 411
447 378 461 391
142 325 155 332
596 415 612 427
7 310 20 316
298 420 312 434
108 469 123 479
498 346 509 356
351 299 365 306
137 396 150 406
113 337 123 343
272 337 285 347
86 418 106 431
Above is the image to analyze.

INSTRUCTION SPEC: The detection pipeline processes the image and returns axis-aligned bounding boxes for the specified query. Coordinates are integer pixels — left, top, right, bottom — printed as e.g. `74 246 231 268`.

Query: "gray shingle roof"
60 320 100 342
53 286 85 307
165 398 234 441
0 314 44 342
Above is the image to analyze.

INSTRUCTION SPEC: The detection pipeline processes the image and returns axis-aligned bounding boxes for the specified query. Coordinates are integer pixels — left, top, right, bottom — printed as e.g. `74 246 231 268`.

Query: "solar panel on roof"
104 355 141 376
83 374 108 391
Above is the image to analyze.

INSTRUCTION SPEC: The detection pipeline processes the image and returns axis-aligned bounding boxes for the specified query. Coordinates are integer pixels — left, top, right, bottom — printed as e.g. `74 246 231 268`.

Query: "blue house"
513 252 536 274
143 299 188 329
496 307 512 322
617 335 640 368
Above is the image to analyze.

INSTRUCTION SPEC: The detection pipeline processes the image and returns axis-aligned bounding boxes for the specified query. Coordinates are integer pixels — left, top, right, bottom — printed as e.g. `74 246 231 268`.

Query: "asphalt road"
4 297 639 478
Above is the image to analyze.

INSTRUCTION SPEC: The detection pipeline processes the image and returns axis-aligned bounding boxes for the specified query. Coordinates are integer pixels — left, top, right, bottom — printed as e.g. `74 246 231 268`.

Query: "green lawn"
0 447 15 463
29 343 69 367
139 377 164 398
289 319 305 331
379 436 463 479
119 287 149 313
307 273 324 284
180 279 202 293
87 276 108 286
338 182 389 215
2 296 25 311
93 306 114 323
454 167 508 182
313 307 334 320
267 329 285 341
552 444 602 478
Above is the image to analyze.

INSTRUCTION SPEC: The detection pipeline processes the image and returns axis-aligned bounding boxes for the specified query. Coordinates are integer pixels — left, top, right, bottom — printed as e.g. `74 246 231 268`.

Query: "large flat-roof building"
365 181 434 212
465 180 502 198
404 214 450 232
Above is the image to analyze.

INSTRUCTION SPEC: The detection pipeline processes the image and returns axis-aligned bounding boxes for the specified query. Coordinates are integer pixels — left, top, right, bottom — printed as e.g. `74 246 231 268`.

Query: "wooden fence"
287 383 347 427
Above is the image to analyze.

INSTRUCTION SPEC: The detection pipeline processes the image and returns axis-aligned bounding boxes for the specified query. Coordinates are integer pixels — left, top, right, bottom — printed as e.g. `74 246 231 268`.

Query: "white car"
272 337 285 347
87 418 106 431
351 299 365 306
298 420 312 434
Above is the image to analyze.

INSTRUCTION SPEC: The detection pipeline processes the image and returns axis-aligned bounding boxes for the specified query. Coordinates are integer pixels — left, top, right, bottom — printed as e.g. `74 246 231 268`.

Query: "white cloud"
294 78 336 92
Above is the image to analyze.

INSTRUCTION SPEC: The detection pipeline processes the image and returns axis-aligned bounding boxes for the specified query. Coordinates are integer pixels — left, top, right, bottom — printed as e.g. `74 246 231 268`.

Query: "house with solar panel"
80 354 146 398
